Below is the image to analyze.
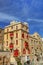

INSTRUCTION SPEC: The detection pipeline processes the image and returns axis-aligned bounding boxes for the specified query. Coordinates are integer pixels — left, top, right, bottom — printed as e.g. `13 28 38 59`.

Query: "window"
37 35 39 37
31 40 33 43
0 58 2 60
27 34 28 39
16 33 18 38
13 49 19 57
7 29 9 32
23 48 26 54
7 34 8 39
24 41 28 48
26 27 28 30
16 40 18 45
6 41 8 46
22 33 24 38
11 26 13 29
9 43 14 50
33 36 35 37
0 31 1 33
32 47 33 49
27 56 30 59
16 26 18 29
10 32 14 37
22 25 24 28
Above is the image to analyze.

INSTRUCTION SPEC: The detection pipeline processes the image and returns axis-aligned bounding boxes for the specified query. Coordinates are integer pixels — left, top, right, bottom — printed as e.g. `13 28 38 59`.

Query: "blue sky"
0 0 43 37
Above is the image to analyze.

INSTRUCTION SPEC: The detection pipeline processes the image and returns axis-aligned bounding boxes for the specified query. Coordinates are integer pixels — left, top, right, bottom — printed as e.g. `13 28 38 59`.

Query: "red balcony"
10 32 14 37
9 43 14 49
13 49 19 57
22 33 24 38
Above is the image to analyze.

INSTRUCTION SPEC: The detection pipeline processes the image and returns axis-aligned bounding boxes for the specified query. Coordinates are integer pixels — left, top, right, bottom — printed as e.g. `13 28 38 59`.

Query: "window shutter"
16 33 18 38
22 33 24 38
16 40 18 45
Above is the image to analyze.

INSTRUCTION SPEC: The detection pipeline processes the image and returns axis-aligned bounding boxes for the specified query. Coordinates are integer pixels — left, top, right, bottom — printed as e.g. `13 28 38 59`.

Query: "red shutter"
9 43 13 49
13 49 19 57
10 33 14 37
22 33 24 38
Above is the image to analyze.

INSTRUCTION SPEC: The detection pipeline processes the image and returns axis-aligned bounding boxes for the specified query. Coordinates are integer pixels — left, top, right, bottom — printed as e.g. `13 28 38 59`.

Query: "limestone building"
0 51 10 65
29 33 42 62
4 21 30 57
4 21 43 65
0 28 4 50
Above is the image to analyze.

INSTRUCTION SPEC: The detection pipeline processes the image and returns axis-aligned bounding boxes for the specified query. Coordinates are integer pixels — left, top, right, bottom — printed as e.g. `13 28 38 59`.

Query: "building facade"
0 51 10 65
29 33 43 64
4 21 31 64
3 21 43 65
0 28 4 50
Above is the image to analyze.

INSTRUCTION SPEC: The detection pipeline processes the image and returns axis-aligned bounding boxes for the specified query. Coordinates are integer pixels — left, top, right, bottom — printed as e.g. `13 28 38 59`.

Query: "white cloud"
27 18 43 22
0 12 19 21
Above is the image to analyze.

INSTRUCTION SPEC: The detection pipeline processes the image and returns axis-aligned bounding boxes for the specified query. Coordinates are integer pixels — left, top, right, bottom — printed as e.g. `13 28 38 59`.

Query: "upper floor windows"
6 41 8 46
11 26 13 29
22 24 28 31
16 26 18 29
10 32 14 39
22 33 29 39
31 40 33 43
22 25 24 28
7 29 9 32
16 33 18 38
26 34 28 39
7 34 8 39
0 31 1 33
16 40 18 45
22 33 24 38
